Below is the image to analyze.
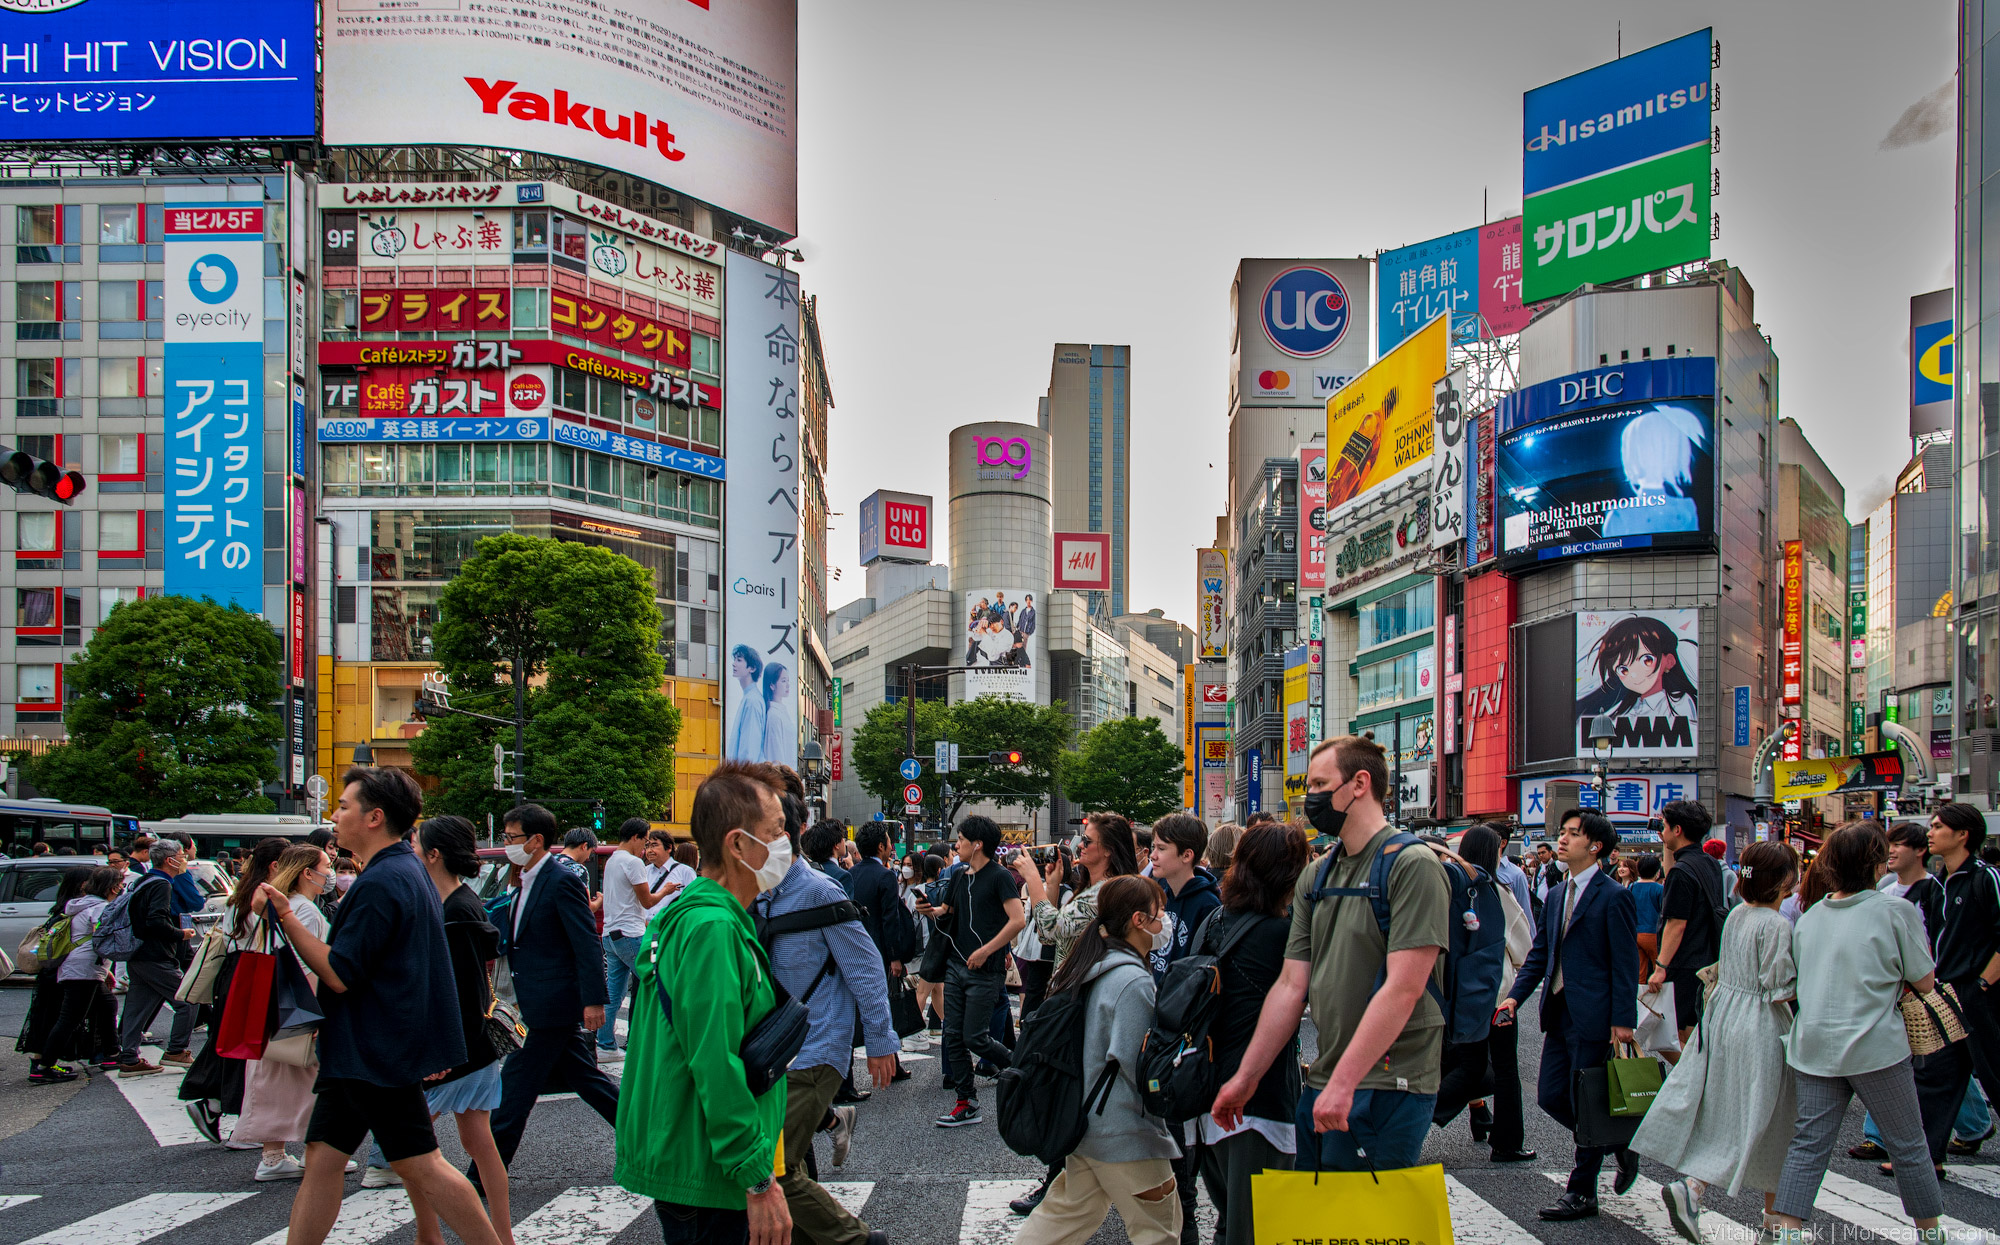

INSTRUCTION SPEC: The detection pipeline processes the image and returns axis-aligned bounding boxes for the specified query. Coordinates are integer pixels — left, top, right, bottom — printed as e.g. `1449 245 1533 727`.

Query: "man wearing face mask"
480 803 619 1182
1210 734 1451 1174
616 762 793 1245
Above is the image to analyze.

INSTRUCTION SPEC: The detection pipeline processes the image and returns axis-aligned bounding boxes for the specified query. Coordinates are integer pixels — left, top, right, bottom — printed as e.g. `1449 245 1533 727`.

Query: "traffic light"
989 749 1024 765
491 741 523 793
0 447 84 504
592 801 605 832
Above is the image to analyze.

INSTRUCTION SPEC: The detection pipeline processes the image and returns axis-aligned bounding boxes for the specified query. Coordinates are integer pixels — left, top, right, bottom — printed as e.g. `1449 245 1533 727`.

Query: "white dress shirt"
515 851 552 937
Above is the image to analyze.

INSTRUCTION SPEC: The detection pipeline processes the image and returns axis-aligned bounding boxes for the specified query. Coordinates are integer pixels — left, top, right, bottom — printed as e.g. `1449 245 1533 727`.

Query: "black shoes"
1469 1102 1493 1144
1949 1124 1996 1156
1614 1149 1641 1196
1540 1192 1600 1221
833 1087 872 1105
185 1098 224 1143
1009 1183 1049 1215
1848 1140 1888 1160
1489 1148 1538 1163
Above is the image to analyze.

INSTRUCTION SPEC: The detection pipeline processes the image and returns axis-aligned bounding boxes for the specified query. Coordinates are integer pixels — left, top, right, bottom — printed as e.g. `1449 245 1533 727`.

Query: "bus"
141 813 328 861
0 798 139 857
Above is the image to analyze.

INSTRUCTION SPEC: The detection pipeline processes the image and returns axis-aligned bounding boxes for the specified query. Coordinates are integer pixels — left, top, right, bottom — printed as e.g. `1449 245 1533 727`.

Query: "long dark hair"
1088 813 1140 881
1456 824 1502 877
1047 876 1161 996
1220 821 1308 917
1589 616 1699 714
49 866 92 914
227 836 294 928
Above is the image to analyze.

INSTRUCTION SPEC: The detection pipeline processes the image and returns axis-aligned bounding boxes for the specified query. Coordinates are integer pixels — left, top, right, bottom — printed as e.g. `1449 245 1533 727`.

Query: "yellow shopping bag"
1250 1162 1454 1245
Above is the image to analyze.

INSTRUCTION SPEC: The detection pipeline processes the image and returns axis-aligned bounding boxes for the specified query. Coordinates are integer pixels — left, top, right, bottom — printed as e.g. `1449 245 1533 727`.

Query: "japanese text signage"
1782 540 1804 761
1379 228 1478 352
1298 446 1327 591
1430 368 1469 549
1521 28 1714 302
722 253 801 767
358 286 511 335
1519 773 1697 826
0 0 316 142
163 204 265 613
1197 548 1228 659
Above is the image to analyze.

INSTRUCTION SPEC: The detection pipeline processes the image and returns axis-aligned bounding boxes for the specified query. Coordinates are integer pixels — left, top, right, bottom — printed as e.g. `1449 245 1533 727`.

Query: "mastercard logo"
1257 370 1291 390
509 374 547 410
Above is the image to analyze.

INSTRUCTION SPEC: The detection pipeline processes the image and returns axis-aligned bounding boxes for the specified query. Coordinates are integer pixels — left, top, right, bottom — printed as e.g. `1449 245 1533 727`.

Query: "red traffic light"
989 749 1024 765
52 471 84 502
0 447 85 505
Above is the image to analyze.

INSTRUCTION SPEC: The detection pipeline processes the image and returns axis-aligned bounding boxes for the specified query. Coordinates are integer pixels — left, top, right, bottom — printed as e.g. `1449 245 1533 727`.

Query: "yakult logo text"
974 437 1033 481
465 77 686 163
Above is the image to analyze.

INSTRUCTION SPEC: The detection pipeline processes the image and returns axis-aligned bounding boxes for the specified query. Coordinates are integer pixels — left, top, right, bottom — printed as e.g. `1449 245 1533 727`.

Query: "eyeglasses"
502 831 530 844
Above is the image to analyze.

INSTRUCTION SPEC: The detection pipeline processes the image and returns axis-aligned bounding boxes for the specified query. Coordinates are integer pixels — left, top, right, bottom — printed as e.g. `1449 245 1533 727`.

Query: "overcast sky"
797 0 1956 628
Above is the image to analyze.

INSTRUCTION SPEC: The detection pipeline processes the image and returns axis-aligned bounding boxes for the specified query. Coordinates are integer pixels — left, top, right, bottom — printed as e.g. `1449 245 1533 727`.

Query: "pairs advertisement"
1574 609 1700 758
962 590 1038 702
322 0 800 235
1521 28 1714 302
1497 398 1716 562
0 1 317 142
722 253 800 768
1322 314 1449 519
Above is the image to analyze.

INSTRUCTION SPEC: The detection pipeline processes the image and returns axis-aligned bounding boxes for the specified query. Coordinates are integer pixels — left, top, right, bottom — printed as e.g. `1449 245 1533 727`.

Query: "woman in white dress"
1633 839 1800 1243
758 662 792 761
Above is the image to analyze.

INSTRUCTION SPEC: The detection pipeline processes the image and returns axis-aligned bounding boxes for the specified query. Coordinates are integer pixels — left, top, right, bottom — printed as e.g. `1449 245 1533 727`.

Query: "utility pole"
420 670 529 808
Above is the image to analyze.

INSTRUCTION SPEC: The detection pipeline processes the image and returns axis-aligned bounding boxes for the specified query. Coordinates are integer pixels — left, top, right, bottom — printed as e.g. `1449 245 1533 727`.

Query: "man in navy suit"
1499 809 1640 1221
482 802 619 1178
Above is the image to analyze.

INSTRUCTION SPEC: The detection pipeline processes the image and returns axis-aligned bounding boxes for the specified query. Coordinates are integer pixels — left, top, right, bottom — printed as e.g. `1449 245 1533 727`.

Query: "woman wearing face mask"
1015 875 1183 1245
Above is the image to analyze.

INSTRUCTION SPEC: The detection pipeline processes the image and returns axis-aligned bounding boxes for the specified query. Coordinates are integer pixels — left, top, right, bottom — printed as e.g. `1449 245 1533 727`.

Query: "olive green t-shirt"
1286 826 1452 1094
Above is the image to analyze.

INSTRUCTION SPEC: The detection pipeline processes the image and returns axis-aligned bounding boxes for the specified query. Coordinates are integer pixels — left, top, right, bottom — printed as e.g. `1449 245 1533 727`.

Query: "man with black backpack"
1211 734 1451 1173
111 836 200 1076
1647 799 1726 1045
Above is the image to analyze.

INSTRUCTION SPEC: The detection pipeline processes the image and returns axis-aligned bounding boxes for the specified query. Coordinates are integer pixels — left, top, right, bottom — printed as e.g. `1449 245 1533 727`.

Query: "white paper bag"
1635 982 1680 1055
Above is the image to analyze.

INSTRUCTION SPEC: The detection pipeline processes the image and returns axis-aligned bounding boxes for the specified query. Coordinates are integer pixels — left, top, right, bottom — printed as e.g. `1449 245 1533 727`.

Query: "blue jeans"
1864 1081 1992 1146
599 934 641 1051
1294 1085 1437 1172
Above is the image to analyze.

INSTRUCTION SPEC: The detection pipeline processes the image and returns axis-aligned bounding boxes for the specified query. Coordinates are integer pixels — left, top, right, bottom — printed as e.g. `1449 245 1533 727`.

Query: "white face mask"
736 829 792 893
333 873 354 893
1149 912 1174 953
901 865 915 880
504 843 534 868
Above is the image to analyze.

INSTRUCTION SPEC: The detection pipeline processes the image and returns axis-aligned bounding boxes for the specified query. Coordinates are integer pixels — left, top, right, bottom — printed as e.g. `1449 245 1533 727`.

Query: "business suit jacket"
1507 867 1639 1042
849 856 905 968
509 859 611 1031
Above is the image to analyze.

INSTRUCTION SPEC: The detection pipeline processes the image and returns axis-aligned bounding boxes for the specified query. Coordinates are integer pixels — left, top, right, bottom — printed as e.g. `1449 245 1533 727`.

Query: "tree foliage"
410 533 680 828
26 595 282 818
850 694 1074 823
1059 715 1186 825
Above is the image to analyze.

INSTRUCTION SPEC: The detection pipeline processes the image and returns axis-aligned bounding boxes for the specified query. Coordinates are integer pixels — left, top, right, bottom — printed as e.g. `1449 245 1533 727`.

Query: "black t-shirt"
1659 846 1725 977
943 859 1019 967
435 883 502 1084
1205 908 1299 1125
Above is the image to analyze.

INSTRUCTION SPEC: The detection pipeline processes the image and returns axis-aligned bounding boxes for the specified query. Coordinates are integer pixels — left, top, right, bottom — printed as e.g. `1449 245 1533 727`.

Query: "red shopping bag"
214 925 278 1061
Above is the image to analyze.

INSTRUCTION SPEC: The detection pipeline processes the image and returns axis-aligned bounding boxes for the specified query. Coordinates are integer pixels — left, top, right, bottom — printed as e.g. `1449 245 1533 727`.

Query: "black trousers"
1433 1017 1526 1152
484 1024 621 1173
1913 977 2000 1165
941 960 1011 1101
1535 992 1623 1195
1017 957 1054 1025
41 979 117 1063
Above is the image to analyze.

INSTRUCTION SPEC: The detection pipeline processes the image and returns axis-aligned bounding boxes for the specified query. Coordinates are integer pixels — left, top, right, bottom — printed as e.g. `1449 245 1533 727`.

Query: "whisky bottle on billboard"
1328 387 1394 507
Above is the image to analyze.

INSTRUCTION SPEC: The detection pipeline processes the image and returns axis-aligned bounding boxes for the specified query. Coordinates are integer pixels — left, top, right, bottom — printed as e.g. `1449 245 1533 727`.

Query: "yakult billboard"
322 0 799 235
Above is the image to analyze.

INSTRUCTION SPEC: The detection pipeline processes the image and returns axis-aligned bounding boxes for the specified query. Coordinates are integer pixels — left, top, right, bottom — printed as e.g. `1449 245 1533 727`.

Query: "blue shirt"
318 840 465 1086
757 860 897 1071
1630 880 1665 935
168 868 205 919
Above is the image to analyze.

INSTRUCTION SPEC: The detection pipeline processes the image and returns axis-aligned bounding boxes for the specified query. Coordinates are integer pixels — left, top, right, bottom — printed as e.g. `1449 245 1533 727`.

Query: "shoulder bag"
483 978 526 1057
646 925 806 1098
175 925 233 1004
1900 983 1968 1058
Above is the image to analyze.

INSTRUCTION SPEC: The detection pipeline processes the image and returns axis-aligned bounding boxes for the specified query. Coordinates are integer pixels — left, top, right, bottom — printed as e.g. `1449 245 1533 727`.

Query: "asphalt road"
0 981 1996 1244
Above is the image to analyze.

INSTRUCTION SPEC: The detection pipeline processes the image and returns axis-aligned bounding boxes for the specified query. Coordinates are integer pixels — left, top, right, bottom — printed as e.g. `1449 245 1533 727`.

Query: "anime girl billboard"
1574 609 1701 757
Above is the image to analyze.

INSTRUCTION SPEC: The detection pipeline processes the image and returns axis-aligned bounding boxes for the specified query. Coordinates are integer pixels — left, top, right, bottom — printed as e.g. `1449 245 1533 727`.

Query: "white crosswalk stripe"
1446 1176 1543 1245
510 1186 651 1244
959 1179 1041 1245
1541 1171 1749 1244
249 1189 413 1245
0 1196 42 1213
822 1181 875 1217
107 1046 208 1147
1944 1161 2000 1200
1813 1170 1987 1243
16 1193 255 1245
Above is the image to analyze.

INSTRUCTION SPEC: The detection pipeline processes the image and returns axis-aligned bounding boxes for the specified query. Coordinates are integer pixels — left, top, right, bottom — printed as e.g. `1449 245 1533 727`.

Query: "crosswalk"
1 1167 1991 1245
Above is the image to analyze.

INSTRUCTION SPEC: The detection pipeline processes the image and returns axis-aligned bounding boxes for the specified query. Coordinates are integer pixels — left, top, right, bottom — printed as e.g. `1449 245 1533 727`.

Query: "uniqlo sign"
857 489 932 565
1053 532 1113 591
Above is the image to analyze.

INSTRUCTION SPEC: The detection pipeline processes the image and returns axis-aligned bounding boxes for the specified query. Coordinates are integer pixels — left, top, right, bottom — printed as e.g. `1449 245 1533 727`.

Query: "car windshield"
182 860 230 898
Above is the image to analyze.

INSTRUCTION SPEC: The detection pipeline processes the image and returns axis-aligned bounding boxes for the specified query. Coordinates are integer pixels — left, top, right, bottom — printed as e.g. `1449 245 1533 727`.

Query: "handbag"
15 928 43 975
483 986 525 1058
262 1030 318 1068
1606 1046 1665 1117
175 926 232 1004
268 939 325 1035
214 920 279 1061
1251 1163 1452 1245
1573 1060 1644 1148
1900 983 1968 1058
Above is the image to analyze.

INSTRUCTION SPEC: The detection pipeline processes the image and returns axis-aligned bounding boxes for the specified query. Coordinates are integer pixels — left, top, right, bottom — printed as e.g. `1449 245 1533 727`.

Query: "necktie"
1553 879 1578 993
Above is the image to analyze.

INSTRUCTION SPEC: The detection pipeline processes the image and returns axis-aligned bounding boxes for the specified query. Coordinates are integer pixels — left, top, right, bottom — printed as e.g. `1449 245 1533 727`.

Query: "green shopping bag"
1606 1047 1663 1117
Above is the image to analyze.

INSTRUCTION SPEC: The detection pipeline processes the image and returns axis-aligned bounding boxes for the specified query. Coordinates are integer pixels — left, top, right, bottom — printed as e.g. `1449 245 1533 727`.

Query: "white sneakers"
360 1166 403 1189
900 1033 932 1053
254 1155 305 1182
596 1047 626 1063
828 1104 857 1166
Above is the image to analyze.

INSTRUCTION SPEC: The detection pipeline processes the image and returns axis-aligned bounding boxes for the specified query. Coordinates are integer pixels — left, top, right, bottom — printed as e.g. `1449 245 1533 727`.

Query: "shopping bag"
269 943 324 1035
1573 1064 1643 1148
1634 983 1680 1056
1606 1050 1664 1117
1252 1163 1454 1245
176 926 231 1004
214 927 279 1061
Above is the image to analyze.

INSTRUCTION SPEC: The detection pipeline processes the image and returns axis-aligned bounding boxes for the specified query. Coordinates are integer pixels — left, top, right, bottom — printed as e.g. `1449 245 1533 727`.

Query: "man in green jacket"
615 762 795 1245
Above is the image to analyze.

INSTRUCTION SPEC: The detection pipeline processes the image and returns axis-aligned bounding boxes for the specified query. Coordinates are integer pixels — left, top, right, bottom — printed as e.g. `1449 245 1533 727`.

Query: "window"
512 287 547 328
322 290 357 335
98 511 140 552
16 205 79 263
514 211 548 252
99 280 141 323
551 216 587 267
99 586 139 621
1358 582 1437 650
98 204 138 246
99 356 141 398
17 588 54 628
17 664 58 704
17 357 79 417
16 281 80 339
17 512 56 552
690 333 718 377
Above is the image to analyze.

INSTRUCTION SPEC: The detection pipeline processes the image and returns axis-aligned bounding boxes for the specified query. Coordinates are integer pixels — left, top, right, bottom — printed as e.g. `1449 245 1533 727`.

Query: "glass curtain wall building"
1957 2 2000 797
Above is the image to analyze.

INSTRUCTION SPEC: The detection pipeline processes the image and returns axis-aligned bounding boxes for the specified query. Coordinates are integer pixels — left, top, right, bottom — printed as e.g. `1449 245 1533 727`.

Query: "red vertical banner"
1441 610 1460 755
1781 540 1804 761
1462 571 1515 816
828 733 843 782
1298 445 1327 591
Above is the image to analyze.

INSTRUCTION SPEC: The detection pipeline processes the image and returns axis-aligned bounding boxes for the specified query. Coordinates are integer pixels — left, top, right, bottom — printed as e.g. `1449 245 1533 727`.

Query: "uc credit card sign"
164 204 265 613
0 0 317 142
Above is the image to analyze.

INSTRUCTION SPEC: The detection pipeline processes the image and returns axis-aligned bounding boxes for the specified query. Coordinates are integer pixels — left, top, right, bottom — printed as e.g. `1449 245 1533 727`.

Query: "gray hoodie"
55 895 109 983
1074 944 1180 1165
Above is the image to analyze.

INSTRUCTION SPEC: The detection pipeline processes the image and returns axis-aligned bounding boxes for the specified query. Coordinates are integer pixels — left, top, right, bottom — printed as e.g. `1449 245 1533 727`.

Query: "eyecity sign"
974 436 1033 481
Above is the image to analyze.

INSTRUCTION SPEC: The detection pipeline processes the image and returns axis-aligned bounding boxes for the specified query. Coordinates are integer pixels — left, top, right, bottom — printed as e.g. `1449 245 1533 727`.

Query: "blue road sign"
899 758 922 782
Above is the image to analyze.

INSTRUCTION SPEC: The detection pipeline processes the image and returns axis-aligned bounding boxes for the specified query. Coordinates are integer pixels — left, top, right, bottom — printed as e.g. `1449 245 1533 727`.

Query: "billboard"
1379 228 1479 353
1575 609 1700 758
723 253 801 767
1773 752 1906 799
1430 368 1470 550
1520 772 1699 826
1497 398 1716 563
1463 572 1515 815
1183 665 1197 811
858 489 932 565
1053 532 1113 591
1521 28 1714 303
1196 721 1230 823
1478 218 1539 337
1283 645 1310 807
0 1 316 142
1911 289 1954 439
164 205 266 613
1323 314 1449 518
1197 548 1228 659
962 589 1039 701
1237 259 1373 407
322 0 800 235
1781 540 1804 760
1298 446 1328 591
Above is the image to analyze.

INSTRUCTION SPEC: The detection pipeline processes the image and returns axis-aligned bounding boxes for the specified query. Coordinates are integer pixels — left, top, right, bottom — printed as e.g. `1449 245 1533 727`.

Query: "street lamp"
1587 714 1616 807
800 740 825 784
353 742 373 766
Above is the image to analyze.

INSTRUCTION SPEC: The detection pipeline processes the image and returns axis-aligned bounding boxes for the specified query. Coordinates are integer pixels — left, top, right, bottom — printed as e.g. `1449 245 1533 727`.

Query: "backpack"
91 873 169 963
1303 832 1508 1046
994 982 1120 1167
1139 909 1271 1124
751 898 865 1005
34 912 81 969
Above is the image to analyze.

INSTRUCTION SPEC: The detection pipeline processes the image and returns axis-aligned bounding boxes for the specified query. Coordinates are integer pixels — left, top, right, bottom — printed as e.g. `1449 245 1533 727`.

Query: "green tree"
1059 715 1185 825
850 694 1073 824
26 595 282 818
410 533 680 828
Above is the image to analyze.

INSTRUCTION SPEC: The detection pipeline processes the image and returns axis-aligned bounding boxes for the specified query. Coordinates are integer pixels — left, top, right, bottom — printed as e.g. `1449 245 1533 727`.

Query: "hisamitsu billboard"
0 1 317 142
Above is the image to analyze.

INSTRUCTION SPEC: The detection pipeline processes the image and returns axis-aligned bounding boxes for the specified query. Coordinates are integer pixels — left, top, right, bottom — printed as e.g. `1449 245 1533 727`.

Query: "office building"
1040 344 1128 617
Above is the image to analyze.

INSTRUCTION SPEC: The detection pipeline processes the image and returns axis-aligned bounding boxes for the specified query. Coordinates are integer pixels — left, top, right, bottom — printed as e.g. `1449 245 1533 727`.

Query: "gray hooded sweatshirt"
1074 944 1180 1165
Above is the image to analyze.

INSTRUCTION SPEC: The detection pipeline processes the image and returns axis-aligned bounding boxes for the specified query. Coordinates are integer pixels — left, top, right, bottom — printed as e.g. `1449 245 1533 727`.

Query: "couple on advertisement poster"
1575 610 1699 757
726 644 793 765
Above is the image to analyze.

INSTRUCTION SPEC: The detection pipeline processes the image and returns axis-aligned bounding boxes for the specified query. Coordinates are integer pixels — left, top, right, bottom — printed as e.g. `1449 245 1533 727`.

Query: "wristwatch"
746 1176 774 1197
